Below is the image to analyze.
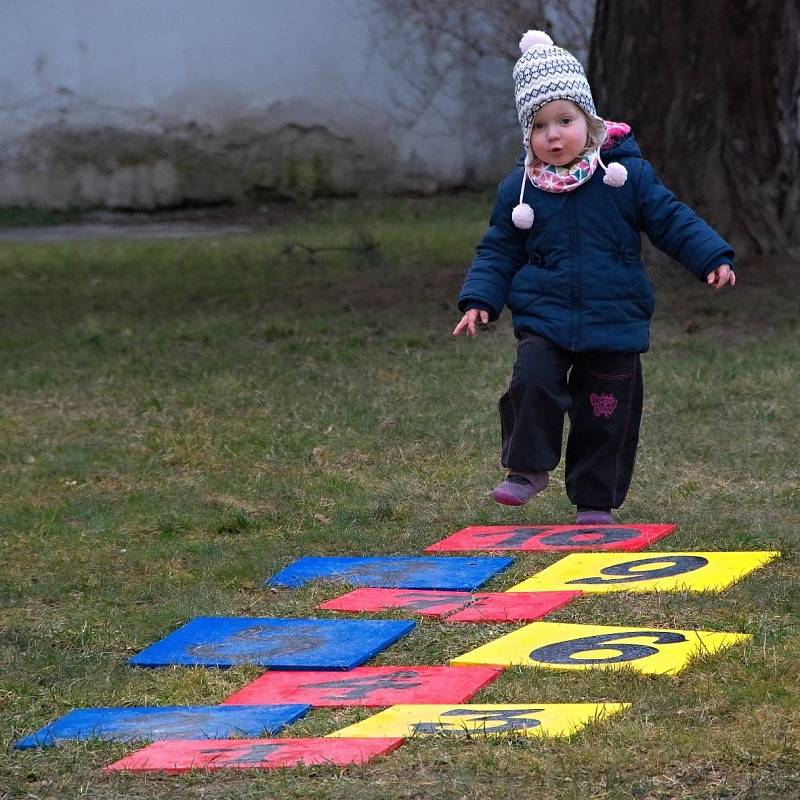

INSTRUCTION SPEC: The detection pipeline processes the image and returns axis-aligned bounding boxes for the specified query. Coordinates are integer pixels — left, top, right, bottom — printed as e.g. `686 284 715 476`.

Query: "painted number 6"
530 630 687 664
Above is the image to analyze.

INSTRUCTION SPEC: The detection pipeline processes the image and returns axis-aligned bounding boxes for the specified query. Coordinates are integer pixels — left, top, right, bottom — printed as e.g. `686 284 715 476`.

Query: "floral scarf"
528 121 631 194
529 149 600 193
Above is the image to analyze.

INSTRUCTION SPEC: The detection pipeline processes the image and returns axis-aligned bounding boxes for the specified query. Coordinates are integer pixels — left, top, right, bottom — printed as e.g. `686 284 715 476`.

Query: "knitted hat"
513 30 603 141
511 30 627 230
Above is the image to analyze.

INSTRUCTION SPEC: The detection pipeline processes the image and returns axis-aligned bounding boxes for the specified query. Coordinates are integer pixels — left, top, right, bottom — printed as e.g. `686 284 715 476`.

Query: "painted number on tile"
564 555 709 585
412 708 545 735
530 630 688 665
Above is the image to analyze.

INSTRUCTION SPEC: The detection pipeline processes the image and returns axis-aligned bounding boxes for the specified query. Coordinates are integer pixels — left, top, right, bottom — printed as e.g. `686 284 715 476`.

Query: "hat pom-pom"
519 30 553 53
603 162 628 187
512 203 535 229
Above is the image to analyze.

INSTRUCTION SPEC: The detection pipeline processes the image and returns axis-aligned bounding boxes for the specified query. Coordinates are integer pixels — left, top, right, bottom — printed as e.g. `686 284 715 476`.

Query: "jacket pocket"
615 248 654 316
508 260 545 313
633 261 655 316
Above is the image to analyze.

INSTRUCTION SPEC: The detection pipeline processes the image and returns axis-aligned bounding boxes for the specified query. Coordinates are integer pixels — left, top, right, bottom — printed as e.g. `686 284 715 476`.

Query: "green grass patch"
1 194 798 799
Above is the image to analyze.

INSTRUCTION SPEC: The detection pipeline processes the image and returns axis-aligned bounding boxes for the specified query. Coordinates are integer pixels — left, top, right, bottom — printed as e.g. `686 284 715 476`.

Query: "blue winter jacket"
458 131 734 352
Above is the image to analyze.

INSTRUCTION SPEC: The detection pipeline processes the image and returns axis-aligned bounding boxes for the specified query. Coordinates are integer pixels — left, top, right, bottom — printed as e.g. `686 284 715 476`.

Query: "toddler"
453 31 735 525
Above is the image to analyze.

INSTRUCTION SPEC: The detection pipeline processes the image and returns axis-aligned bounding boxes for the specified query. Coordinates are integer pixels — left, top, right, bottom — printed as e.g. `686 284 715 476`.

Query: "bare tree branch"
359 1 595 141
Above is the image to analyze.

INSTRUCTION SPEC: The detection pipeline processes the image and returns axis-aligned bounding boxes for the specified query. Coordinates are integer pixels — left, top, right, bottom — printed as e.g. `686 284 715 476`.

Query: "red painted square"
104 737 404 773
221 665 504 707
425 523 676 552
318 587 472 617
443 591 581 623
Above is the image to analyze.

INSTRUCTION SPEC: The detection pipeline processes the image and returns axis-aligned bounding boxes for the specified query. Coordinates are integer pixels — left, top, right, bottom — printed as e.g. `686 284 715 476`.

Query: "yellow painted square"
506 551 779 594
450 621 750 675
326 703 629 739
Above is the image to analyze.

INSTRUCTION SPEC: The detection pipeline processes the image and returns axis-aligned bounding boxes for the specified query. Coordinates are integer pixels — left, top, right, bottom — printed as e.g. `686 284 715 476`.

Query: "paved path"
0 221 254 243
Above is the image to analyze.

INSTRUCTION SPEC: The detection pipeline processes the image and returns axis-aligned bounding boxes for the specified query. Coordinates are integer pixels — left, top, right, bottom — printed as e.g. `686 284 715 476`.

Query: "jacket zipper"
567 194 578 351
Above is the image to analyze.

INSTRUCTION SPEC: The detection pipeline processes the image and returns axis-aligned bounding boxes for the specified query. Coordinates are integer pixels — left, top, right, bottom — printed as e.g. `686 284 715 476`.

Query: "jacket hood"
601 124 642 160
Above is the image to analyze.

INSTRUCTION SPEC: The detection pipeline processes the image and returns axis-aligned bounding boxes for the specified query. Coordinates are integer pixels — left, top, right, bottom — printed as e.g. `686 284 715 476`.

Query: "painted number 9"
565 555 709 585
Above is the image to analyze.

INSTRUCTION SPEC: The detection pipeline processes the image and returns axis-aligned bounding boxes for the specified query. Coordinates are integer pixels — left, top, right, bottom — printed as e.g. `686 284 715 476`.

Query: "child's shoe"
574 508 614 525
491 471 548 506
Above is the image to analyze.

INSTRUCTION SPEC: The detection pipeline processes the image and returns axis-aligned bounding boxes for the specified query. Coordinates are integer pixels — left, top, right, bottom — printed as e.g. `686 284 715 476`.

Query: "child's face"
529 100 589 167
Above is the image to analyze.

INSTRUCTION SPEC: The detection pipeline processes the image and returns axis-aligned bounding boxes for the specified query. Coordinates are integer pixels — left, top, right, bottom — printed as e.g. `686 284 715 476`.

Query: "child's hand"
707 264 736 289
453 309 489 336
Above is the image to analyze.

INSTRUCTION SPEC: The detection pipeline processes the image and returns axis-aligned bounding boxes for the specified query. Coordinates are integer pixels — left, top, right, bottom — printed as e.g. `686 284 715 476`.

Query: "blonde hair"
583 111 607 151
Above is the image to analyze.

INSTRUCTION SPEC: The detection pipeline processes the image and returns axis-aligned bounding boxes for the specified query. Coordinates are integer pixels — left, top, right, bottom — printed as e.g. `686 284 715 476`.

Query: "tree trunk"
589 0 800 256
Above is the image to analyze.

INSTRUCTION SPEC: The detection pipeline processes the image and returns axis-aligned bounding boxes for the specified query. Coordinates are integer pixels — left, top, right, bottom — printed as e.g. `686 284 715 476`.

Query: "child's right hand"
706 263 736 289
453 308 489 336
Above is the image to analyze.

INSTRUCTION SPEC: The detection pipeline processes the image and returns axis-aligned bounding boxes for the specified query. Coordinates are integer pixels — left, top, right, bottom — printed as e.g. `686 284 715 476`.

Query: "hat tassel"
512 154 535 229
597 151 628 187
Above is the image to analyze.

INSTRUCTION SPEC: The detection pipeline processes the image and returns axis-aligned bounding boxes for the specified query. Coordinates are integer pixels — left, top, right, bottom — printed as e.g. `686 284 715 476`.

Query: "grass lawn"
1 194 798 799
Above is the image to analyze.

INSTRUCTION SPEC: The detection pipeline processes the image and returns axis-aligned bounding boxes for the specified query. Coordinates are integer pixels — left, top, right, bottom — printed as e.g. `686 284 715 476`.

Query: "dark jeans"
499 334 643 510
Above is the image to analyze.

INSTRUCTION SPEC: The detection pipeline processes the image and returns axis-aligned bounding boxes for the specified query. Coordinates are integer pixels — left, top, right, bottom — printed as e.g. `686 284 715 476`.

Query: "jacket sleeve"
635 160 735 280
457 177 529 320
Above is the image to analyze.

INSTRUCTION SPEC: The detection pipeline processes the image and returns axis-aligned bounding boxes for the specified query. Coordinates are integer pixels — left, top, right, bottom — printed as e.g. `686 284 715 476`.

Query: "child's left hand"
707 264 736 289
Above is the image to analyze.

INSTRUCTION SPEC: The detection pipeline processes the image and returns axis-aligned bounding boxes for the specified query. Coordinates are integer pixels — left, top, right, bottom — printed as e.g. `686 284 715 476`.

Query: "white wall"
0 1 526 208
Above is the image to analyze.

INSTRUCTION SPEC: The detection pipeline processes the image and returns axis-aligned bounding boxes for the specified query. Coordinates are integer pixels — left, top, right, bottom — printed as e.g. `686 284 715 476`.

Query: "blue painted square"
265 556 514 591
13 704 309 749
129 617 416 669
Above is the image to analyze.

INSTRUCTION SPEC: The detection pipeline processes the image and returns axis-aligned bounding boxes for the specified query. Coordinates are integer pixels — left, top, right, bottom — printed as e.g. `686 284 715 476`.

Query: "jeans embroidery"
590 392 618 419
